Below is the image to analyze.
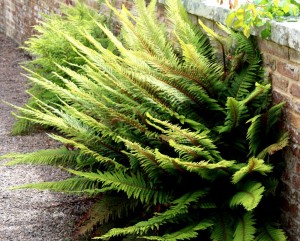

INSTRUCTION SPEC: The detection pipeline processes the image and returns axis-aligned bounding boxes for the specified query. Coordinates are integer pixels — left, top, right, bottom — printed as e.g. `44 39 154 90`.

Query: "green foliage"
11 0 111 135
3 0 289 240
226 0 300 38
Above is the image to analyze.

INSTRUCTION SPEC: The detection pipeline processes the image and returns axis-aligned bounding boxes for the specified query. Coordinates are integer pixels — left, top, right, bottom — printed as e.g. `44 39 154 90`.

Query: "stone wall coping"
158 0 300 52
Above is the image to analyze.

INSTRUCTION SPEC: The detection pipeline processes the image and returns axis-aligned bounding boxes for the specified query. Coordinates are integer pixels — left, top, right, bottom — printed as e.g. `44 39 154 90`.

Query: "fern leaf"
232 157 273 184
210 212 234 241
233 212 256 241
76 194 139 236
217 97 248 133
264 103 285 134
257 132 289 159
230 181 264 211
141 220 214 241
256 224 287 241
1 148 78 167
174 158 235 180
8 177 99 194
246 114 262 156
97 190 207 239
68 169 171 204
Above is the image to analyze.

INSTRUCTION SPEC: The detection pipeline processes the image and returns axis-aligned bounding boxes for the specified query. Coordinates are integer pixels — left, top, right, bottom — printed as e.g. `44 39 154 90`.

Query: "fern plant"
3 0 289 240
11 0 112 135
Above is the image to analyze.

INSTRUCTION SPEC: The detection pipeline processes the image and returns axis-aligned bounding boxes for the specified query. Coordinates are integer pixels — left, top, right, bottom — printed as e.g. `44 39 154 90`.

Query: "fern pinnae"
8 177 99 194
257 132 289 159
120 138 169 179
97 190 207 239
141 220 214 241
230 181 265 211
256 224 287 241
48 134 123 169
233 212 256 241
232 157 273 184
210 212 234 241
68 169 171 205
2 148 78 167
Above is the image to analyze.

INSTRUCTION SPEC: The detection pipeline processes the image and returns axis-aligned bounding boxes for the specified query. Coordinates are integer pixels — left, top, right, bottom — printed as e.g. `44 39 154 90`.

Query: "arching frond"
232 157 273 184
141 220 214 241
97 190 207 239
256 224 287 241
230 181 264 211
68 169 171 204
8 177 99 194
2 148 78 167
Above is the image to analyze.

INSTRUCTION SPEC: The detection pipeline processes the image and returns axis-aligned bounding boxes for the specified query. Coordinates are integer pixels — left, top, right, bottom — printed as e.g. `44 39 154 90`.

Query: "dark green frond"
210 212 234 241
97 190 207 239
256 224 287 241
233 212 256 241
141 220 213 241
76 194 139 236
217 97 248 133
68 169 171 204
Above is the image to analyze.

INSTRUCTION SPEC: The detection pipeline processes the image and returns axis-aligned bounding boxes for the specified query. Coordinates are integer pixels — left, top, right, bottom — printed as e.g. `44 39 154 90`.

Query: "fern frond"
2 148 78 167
217 97 248 133
256 224 287 241
146 113 221 161
68 169 171 204
230 181 264 211
233 212 256 241
8 177 99 194
173 158 235 180
141 220 213 241
76 194 139 236
210 212 234 241
48 134 123 169
97 190 207 239
232 157 273 184
257 132 289 159
247 102 286 156
120 138 167 180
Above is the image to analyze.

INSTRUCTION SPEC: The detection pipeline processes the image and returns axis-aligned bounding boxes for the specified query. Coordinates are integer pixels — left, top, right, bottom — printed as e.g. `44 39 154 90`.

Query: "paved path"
0 33 86 241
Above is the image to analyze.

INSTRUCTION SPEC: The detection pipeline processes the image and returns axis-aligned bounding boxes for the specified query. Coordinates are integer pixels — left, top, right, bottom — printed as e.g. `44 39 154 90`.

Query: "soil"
0 33 89 240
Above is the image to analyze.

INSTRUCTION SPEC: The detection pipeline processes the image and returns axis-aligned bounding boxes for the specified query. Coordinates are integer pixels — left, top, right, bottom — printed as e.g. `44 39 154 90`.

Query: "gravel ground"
0 33 90 240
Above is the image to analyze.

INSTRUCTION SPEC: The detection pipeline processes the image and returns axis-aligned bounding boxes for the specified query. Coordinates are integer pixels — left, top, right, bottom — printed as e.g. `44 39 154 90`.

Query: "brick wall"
259 39 300 241
0 0 299 240
0 0 99 44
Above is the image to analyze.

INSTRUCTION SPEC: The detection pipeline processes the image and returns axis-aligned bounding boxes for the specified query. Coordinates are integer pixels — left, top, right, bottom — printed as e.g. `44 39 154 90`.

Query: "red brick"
272 89 290 105
277 61 300 81
289 48 300 65
262 53 276 71
290 83 300 98
288 112 300 130
258 39 289 59
271 73 289 91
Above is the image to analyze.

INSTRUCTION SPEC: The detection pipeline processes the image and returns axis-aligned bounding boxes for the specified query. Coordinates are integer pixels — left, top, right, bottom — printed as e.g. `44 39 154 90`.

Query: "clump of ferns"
12 0 113 135
3 0 289 240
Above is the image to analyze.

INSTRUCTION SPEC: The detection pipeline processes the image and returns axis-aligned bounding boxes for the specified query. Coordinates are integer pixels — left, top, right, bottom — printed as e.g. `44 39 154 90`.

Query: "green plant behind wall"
12 0 112 135
226 0 300 38
3 0 289 240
